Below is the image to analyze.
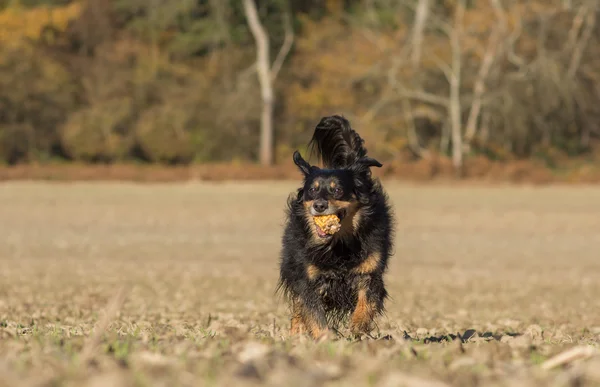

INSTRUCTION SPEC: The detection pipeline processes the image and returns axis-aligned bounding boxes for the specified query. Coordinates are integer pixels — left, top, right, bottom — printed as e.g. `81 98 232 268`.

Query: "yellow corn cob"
313 214 341 235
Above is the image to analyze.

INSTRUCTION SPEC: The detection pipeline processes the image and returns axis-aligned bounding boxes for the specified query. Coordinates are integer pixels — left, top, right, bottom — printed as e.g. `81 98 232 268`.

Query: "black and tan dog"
278 115 395 339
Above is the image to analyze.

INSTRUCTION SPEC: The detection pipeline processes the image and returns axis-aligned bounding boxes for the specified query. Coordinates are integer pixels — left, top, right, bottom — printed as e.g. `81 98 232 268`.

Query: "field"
1 181 600 387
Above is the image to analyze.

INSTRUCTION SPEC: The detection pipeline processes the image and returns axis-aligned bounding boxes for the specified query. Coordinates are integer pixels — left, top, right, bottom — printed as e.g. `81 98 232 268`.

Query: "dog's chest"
313 269 361 310
310 241 364 269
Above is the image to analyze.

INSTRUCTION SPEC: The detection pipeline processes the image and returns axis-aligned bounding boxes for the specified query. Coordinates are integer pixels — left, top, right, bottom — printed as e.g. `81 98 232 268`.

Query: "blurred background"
1 0 599 181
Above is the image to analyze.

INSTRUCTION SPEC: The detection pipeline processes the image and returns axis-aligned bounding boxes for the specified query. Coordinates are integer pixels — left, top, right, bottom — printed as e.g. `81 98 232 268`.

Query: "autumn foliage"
0 0 599 175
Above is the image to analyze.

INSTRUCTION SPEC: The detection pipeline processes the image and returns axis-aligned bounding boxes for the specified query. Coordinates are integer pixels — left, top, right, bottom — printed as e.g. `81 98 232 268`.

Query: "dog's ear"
349 157 381 205
358 157 382 168
348 156 382 182
293 150 316 176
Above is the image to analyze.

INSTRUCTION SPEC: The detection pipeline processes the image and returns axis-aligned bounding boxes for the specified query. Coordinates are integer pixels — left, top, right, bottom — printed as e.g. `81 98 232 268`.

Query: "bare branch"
359 40 414 125
395 89 450 107
541 346 598 371
568 4 597 79
505 6 526 67
236 63 257 84
359 27 387 53
489 0 507 26
464 25 502 142
536 11 556 59
340 12 388 53
566 4 588 49
440 121 450 154
480 110 491 144
430 52 455 83
388 46 412 84
360 45 410 124
401 97 431 159
401 0 452 36
270 5 294 81
386 52 434 160
360 91 395 124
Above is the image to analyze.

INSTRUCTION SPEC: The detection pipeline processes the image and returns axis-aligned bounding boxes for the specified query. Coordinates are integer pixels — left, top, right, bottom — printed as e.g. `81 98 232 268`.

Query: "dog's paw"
310 327 338 342
348 330 378 341
316 329 337 343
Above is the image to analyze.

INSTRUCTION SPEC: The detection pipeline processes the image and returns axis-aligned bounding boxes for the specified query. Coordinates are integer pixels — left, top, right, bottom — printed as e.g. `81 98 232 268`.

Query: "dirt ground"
1 181 599 387
1 157 600 184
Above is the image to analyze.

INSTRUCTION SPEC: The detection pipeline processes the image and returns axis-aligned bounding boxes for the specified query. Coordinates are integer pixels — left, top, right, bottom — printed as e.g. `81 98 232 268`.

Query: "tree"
410 0 429 68
242 0 294 165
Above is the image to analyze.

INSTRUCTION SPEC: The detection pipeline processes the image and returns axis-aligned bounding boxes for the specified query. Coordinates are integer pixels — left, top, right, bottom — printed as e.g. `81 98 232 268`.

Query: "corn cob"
313 214 341 235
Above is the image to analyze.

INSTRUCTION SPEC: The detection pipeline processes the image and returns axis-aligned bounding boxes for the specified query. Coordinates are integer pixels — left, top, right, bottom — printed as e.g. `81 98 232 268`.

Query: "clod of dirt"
501 334 531 349
131 351 175 370
582 359 600 382
312 361 343 380
461 329 477 342
377 372 450 387
525 325 543 342
84 371 132 387
236 362 262 380
268 367 328 387
236 342 271 363
448 356 478 371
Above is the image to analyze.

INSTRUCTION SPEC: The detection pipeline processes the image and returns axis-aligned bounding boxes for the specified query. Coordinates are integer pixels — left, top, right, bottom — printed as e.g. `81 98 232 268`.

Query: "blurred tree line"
0 0 599 170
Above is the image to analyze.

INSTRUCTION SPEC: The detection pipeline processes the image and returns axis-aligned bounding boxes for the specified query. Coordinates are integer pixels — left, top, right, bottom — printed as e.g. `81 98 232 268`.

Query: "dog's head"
292 151 381 241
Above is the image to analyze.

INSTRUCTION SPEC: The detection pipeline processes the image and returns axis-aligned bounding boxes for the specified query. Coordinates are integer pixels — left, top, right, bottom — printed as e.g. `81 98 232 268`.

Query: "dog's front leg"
291 291 329 339
304 297 330 339
290 297 307 335
349 274 385 335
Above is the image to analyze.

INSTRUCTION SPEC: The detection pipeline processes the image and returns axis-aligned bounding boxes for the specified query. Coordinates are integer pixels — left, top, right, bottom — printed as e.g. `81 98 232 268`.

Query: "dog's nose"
313 200 328 213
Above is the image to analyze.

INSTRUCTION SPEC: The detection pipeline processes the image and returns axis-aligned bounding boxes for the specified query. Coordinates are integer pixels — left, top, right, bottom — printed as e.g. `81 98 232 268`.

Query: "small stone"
507 335 532 349
416 328 428 337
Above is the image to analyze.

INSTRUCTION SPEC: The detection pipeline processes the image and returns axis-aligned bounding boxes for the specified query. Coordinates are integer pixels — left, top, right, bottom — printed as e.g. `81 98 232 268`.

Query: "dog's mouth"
313 209 346 239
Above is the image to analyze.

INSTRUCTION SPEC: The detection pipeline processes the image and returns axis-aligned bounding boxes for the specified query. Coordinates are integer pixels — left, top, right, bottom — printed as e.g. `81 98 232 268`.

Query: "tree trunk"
449 1 465 174
450 76 462 173
411 0 429 68
260 92 274 166
242 0 274 166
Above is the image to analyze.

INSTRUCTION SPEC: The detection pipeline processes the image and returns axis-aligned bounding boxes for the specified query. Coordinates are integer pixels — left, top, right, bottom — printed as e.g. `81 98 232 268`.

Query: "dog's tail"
308 115 381 170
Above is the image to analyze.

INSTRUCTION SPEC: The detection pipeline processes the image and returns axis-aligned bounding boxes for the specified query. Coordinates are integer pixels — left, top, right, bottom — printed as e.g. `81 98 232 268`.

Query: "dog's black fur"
278 115 395 339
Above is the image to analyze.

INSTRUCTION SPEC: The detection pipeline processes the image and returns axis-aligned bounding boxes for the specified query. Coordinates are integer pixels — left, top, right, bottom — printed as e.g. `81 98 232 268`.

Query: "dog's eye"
308 187 317 196
333 187 343 197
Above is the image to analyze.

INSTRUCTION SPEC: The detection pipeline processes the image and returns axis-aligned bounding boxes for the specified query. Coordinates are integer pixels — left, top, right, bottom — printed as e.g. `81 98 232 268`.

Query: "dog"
277 115 395 339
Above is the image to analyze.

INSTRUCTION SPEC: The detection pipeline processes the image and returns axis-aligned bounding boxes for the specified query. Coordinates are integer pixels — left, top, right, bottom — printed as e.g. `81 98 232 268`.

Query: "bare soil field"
1 181 600 387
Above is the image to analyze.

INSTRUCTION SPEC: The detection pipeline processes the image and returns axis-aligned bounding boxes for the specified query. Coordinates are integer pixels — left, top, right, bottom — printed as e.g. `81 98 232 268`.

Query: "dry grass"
1 181 600 387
